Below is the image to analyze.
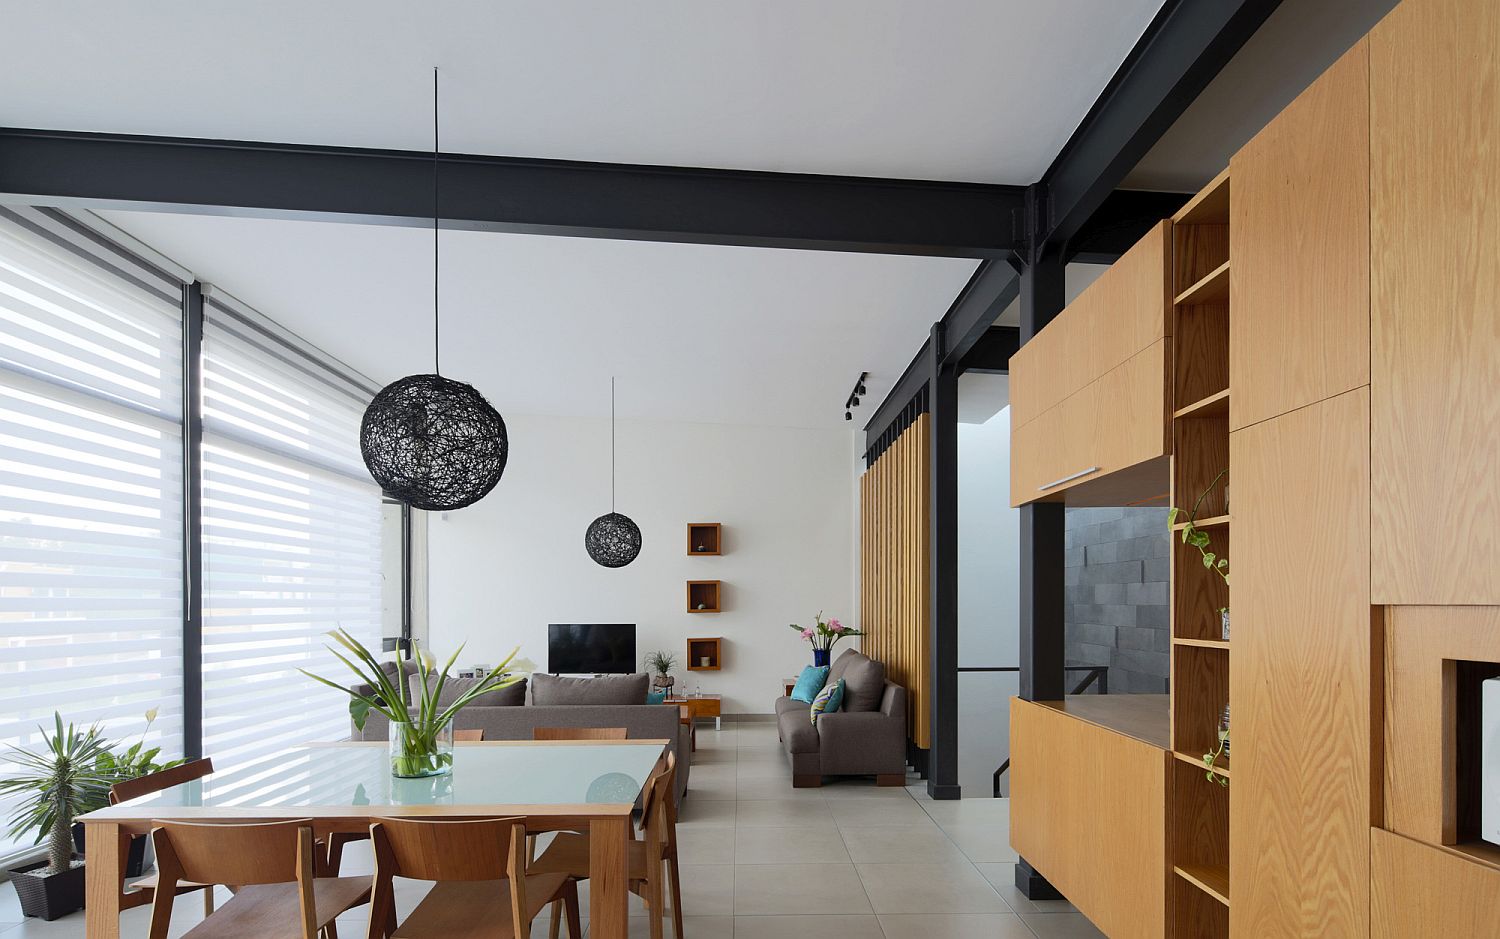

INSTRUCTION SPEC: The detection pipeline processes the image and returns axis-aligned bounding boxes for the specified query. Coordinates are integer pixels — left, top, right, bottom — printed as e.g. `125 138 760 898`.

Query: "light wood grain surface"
1370 0 1500 604
1228 388 1372 937
1010 698 1168 939
1372 828 1500 938
1230 38 1369 433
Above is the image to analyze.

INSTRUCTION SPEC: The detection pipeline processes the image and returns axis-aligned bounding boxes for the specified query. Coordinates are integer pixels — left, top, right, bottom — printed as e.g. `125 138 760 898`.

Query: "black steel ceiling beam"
1037 0 1283 254
1065 189 1191 264
958 326 1019 374
0 127 1026 258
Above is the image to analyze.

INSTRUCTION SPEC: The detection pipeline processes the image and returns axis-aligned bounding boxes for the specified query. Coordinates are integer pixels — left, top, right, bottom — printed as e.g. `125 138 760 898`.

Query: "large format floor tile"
732 862 873 915
734 826 851 864
878 912 1039 939
733 913 885 939
853 860 1011 915
838 824 970 865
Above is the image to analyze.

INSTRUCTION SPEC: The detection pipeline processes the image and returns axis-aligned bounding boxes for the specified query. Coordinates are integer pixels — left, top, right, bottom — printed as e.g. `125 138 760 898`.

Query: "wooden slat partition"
858 412 931 749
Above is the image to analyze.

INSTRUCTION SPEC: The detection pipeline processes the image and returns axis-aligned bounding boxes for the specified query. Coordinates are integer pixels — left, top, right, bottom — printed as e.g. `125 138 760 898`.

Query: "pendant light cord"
610 376 616 512
432 67 441 376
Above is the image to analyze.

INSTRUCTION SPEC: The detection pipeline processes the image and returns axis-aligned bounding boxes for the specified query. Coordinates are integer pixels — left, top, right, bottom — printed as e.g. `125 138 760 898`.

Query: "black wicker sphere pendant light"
585 377 642 568
360 69 508 511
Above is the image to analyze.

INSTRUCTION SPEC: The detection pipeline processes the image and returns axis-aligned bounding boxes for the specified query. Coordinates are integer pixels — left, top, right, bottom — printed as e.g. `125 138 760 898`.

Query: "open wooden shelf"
1175 864 1230 906
1171 513 1230 532
686 580 721 613
686 636 722 670
1174 637 1229 650
1172 167 1230 226
1174 749 1231 779
1174 389 1230 420
1174 260 1230 306
687 522 722 555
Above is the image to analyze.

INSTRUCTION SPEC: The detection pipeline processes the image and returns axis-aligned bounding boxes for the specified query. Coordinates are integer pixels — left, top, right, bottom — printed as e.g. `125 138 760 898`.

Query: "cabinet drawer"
1011 339 1169 506
1010 221 1170 430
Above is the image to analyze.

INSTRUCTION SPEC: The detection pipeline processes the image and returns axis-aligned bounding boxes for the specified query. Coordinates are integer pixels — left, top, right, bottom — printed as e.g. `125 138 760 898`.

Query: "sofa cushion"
774 696 806 716
827 647 860 688
530 672 650 705
434 675 527 708
790 666 829 703
839 652 887 712
777 708 820 754
810 678 845 724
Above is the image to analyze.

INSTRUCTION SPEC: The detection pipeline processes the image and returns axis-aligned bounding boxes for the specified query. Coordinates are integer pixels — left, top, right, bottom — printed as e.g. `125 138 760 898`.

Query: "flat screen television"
548 623 636 675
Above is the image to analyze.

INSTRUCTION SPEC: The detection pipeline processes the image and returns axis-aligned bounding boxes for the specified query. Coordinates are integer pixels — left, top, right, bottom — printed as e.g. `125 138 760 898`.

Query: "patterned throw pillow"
790 665 830 703
810 678 846 724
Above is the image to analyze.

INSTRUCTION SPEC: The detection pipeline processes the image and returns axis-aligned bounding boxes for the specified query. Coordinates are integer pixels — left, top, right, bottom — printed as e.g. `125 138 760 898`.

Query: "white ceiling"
5 0 1161 184
100 210 978 428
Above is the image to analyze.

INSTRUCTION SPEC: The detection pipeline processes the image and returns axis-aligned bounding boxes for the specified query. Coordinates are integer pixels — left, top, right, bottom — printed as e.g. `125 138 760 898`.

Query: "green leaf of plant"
1202 552 1216 568
349 696 372 731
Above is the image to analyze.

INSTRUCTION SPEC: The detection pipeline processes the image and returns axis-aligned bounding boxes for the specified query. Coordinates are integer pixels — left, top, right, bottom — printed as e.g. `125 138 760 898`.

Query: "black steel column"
1015 238 1067 898
181 282 204 760
927 322 961 800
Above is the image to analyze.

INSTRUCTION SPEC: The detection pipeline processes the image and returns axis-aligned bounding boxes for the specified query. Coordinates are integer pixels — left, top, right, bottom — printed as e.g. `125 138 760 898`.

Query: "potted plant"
73 707 182 877
788 613 864 667
0 714 112 920
1168 468 1231 639
645 650 678 694
1203 704 1230 787
303 629 525 778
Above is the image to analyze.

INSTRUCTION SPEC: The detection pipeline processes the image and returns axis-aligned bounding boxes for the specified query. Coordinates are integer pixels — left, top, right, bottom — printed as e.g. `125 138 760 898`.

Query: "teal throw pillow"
646 690 668 705
810 678 845 724
790 665 830 703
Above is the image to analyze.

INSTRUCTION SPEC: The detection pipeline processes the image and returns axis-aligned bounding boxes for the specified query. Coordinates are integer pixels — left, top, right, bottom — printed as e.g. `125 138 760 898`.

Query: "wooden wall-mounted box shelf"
686 637 721 670
687 523 721 555
686 580 720 613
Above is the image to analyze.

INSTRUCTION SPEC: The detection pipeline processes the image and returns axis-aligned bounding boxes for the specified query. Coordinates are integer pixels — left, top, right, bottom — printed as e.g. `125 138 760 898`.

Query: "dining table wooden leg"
84 822 124 939
588 817 630 939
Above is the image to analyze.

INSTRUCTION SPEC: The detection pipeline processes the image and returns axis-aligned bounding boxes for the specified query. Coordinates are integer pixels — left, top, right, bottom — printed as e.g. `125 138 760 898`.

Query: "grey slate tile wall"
1065 506 1171 694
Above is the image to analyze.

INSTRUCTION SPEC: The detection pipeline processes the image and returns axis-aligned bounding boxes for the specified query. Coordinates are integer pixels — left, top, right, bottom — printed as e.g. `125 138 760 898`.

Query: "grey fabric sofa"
773 648 908 788
351 670 690 802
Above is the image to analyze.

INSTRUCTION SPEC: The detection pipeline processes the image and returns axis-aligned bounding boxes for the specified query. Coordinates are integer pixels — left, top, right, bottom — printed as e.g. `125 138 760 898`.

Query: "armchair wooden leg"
792 774 822 788
644 868 664 939
202 886 215 917
876 773 905 787
563 879 583 939
667 855 684 939
548 899 562 939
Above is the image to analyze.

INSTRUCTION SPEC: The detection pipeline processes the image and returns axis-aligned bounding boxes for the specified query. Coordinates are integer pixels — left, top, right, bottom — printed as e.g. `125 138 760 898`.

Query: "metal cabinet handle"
1038 466 1099 491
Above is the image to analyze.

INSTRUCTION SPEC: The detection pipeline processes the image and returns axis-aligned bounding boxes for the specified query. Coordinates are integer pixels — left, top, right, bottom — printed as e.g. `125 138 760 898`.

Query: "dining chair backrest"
453 728 485 742
152 817 318 888
369 816 531 939
637 751 676 842
110 758 214 805
532 726 628 741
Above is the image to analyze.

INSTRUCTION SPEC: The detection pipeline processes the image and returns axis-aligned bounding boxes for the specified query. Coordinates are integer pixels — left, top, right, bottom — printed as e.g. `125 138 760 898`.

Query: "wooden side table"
665 693 722 730
782 678 797 697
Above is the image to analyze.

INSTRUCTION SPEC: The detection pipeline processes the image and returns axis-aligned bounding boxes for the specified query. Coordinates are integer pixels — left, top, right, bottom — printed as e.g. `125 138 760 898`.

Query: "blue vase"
812 649 830 668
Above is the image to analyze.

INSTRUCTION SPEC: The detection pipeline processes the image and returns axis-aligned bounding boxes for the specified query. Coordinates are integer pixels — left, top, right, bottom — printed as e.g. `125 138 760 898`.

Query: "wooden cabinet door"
1088 220 1170 383
1229 388 1371 938
1229 38 1369 432
1094 339 1171 479
1010 379 1097 506
1370 0 1500 604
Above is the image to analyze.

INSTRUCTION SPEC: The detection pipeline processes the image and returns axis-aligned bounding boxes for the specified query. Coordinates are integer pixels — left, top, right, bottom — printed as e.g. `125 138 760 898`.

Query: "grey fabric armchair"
773 649 908 788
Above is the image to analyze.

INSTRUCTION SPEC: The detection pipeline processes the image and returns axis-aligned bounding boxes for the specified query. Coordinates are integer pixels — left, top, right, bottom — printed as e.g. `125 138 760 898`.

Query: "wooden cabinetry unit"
1229 39 1369 432
1228 388 1372 938
1009 222 1171 507
1010 697 1169 939
1372 829 1500 938
1370 0 1500 605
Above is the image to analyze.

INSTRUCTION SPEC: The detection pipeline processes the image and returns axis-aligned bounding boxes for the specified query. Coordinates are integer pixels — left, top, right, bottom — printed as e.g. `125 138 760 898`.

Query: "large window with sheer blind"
199 292 385 777
0 207 186 858
0 207 391 861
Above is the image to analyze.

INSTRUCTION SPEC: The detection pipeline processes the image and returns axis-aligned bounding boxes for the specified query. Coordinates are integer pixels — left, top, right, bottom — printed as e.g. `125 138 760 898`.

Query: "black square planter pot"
73 822 153 878
8 859 86 920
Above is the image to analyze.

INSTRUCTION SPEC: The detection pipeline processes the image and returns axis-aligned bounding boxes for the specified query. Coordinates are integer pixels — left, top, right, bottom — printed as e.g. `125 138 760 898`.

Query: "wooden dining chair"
108 758 217 914
365 816 581 939
531 726 627 741
453 728 485 742
148 817 370 939
532 752 681 939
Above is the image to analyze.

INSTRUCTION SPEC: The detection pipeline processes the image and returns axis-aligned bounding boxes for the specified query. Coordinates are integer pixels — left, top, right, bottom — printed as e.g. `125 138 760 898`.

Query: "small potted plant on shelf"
1168 468 1231 639
303 629 527 778
0 714 111 920
1203 704 1230 787
645 650 678 694
788 612 864 667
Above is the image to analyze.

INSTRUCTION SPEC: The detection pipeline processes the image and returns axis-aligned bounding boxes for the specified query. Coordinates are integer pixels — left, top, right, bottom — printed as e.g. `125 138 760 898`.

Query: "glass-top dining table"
78 739 670 939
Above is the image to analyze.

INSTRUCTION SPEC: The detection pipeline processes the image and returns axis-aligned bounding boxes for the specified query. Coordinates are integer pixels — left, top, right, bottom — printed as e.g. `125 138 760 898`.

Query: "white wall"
426 413 856 715
955 373 1021 796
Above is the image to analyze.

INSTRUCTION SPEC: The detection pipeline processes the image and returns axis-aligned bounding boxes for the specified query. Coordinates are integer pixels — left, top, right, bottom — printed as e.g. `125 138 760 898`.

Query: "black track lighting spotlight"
845 410 852 421
856 381 866 396
850 395 859 407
